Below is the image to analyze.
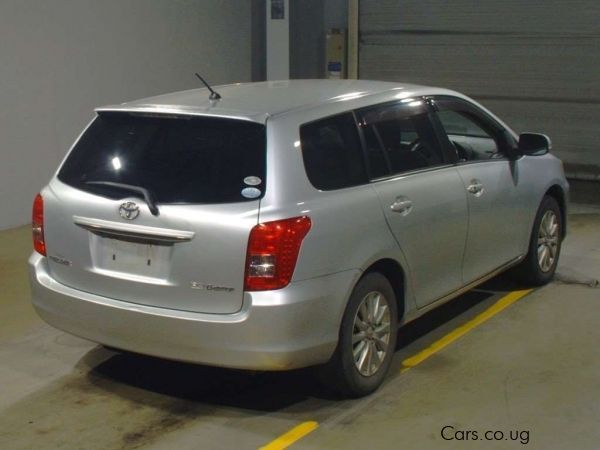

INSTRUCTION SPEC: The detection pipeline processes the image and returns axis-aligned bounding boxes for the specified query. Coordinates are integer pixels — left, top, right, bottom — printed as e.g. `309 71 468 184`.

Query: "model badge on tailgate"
49 255 72 266
190 282 235 292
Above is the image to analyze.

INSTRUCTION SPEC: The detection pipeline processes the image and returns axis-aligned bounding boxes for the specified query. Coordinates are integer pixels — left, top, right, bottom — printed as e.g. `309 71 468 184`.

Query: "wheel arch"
545 184 567 238
362 258 406 322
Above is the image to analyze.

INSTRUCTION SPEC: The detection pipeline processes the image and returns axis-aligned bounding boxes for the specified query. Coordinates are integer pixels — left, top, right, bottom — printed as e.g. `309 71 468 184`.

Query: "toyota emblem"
119 201 140 220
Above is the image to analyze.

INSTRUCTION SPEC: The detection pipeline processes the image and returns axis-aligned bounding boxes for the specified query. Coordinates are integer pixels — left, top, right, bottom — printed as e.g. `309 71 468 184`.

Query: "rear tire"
318 272 398 398
511 195 562 286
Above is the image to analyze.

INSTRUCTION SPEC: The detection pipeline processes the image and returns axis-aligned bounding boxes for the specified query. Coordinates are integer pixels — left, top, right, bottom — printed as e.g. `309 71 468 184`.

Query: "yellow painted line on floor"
400 288 534 372
259 421 319 450
259 288 533 449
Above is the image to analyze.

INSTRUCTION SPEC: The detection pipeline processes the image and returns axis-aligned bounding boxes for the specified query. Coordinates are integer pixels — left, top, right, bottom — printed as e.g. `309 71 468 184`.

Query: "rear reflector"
244 216 311 291
32 193 46 256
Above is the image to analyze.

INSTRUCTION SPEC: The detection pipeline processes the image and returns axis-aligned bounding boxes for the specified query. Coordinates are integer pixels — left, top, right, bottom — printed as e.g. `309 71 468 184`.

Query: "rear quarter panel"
259 113 418 323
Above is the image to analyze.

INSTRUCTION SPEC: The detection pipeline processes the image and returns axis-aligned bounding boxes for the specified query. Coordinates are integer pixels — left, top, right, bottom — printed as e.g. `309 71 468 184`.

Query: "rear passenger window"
359 101 446 177
300 113 368 190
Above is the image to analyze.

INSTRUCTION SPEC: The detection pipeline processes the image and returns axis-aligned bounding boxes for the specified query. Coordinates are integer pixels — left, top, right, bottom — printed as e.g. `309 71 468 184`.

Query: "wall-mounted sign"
271 0 285 20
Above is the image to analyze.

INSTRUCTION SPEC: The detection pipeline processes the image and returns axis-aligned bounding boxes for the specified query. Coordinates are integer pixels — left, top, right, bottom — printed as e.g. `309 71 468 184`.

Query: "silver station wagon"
30 80 568 397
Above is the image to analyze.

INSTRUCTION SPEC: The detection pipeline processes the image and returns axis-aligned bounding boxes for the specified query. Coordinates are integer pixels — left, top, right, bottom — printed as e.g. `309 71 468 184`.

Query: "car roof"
96 79 460 123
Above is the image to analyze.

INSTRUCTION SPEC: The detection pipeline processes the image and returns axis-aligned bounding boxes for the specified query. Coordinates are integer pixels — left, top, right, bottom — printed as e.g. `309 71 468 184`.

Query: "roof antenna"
194 73 221 100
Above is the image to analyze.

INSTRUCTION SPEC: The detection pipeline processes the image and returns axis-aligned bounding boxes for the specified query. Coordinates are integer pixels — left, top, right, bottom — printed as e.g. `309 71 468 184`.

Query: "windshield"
58 112 266 204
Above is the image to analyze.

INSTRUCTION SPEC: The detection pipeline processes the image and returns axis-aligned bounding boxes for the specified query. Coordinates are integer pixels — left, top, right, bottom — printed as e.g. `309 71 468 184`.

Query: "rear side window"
358 101 446 177
300 113 368 190
58 113 266 204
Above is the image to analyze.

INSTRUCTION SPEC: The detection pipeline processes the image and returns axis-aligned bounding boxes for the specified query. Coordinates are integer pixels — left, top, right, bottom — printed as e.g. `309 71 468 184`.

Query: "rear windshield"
58 112 266 204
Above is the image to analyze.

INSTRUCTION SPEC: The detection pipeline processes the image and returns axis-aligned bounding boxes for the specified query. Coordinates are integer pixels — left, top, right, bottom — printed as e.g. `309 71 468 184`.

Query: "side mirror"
518 133 551 156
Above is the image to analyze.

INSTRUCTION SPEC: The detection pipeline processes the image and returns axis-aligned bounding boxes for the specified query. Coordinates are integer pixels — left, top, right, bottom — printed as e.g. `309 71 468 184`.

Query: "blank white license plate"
96 237 171 277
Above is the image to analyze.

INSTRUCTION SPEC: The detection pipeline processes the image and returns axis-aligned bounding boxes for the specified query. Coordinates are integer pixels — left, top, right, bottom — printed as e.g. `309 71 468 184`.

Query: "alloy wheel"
352 291 392 376
537 210 559 272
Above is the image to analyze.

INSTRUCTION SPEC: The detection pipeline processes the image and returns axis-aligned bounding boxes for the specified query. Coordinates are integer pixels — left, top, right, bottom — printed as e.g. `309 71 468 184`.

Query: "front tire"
318 272 398 398
512 195 562 286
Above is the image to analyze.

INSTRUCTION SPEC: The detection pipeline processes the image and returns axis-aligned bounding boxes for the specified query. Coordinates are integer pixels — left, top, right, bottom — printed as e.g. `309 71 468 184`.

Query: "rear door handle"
390 197 413 215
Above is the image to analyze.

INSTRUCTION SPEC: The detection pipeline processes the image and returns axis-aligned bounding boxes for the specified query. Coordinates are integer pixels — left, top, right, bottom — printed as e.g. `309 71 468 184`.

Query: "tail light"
32 193 46 256
244 216 312 291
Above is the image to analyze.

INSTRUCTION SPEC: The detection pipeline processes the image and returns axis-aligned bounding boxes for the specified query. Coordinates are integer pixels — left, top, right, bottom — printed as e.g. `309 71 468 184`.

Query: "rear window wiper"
85 181 160 216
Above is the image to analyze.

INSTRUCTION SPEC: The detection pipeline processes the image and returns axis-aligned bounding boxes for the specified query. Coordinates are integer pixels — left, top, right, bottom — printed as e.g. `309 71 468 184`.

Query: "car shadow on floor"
396 273 520 351
83 274 522 410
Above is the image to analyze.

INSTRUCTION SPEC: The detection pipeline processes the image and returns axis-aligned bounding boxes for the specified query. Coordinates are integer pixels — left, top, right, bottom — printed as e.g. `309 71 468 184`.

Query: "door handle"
390 197 413 215
467 179 484 196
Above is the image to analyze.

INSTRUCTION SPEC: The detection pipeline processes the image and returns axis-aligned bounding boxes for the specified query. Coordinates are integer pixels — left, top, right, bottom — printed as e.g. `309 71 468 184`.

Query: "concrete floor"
0 194 598 450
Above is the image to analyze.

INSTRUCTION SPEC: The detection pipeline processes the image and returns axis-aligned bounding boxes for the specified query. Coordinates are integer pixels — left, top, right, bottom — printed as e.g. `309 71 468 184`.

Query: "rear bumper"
29 253 359 370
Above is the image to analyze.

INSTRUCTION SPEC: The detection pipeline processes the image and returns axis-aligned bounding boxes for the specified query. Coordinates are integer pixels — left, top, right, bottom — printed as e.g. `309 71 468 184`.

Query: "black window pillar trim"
351 110 387 181
424 96 461 165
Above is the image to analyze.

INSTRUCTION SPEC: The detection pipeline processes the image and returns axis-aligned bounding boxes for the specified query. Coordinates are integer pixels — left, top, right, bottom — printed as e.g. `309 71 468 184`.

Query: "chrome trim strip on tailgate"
73 216 195 242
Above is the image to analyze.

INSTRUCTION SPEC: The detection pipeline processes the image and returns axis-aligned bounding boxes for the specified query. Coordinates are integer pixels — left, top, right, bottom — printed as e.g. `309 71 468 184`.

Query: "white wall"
0 0 253 230
266 0 289 80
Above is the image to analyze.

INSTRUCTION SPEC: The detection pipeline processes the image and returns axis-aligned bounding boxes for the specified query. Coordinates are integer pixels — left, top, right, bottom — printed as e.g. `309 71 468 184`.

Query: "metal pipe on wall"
347 0 359 79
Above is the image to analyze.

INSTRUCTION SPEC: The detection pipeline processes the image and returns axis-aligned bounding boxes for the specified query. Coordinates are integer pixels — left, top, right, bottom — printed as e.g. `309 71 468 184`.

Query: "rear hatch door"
44 112 266 314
